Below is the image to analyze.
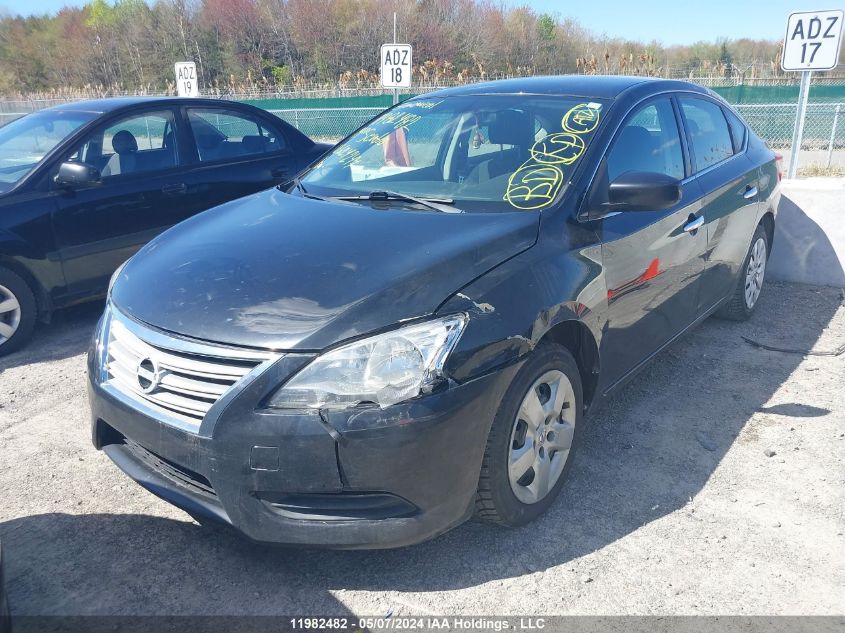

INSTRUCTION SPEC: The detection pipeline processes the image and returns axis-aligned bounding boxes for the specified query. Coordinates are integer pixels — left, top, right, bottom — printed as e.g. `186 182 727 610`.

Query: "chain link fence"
735 103 844 170
2 98 843 172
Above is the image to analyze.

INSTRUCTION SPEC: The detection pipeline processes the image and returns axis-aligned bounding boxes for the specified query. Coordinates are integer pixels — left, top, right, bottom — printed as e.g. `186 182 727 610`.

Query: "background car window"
680 98 734 171
187 109 285 162
0 110 95 192
607 99 684 182
71 110 178 178
724 108 747 153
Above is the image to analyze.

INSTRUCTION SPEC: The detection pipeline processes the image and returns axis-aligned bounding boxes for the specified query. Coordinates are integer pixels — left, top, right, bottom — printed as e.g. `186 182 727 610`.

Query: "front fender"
438 237 606 384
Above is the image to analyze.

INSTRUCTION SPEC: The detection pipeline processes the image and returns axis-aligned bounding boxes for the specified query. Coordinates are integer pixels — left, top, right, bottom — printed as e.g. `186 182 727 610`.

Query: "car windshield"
301 94 607 213
0 110 96 193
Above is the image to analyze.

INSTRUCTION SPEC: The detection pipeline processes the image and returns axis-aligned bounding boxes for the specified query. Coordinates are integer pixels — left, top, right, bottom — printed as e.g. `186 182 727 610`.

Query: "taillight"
774 152 784 181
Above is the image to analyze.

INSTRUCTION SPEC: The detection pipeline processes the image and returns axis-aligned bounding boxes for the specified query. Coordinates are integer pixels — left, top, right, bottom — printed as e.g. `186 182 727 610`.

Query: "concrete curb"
767 177 845 288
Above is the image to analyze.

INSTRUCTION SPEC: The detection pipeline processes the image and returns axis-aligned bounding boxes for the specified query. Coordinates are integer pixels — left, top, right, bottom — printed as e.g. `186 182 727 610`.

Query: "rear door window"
679 98 734 171
186 108 286 163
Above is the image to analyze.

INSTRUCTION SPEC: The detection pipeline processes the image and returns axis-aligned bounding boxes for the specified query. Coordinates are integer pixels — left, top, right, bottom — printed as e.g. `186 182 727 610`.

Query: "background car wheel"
716 224 769 321
475 342 583 526
0 267 37 357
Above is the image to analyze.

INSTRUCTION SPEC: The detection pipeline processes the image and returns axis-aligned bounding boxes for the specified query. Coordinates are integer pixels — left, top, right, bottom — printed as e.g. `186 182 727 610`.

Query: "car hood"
111 188 539 350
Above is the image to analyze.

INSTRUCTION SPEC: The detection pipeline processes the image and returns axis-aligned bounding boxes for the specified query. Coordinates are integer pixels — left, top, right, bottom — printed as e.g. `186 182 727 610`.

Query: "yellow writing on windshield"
504 103 600 210
529 132 586 165
562 104 600 134
503 164 565 210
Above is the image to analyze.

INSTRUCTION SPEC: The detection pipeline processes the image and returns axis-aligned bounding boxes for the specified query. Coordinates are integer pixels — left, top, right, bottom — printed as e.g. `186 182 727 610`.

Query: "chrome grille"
103 308 277 433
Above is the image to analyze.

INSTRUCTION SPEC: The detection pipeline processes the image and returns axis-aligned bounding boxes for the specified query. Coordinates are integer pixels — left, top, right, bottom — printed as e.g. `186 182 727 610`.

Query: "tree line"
0 0 788 98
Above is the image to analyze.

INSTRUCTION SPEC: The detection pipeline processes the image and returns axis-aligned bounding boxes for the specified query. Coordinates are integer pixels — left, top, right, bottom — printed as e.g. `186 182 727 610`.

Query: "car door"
177 105 298 212
51 106 196 298
596 96 707 388
677 97 761 312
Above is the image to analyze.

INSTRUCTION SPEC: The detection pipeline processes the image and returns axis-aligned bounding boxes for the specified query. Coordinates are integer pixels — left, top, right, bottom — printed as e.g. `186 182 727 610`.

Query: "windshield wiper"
331 190 461 213
286 176 328 201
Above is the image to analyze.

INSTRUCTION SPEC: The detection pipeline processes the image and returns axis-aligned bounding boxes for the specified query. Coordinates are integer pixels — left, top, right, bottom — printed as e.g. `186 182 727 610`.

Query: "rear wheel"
475 343 583 526
0 267 36 357
716 224 769 321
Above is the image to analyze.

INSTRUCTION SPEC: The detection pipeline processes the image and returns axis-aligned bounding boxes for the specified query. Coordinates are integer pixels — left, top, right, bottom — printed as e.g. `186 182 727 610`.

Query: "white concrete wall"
767 177 845 288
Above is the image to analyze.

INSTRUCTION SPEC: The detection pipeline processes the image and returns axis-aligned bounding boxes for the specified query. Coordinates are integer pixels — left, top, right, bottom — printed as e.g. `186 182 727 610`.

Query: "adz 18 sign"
175 62 199 97
781 10 844 71
381 44 412 89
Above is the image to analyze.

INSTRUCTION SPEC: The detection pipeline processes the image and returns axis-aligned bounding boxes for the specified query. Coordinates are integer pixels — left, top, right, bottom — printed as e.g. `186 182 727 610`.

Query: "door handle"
271 168 289 178
742 185 758 199
162 183 187 196
683 215 704 233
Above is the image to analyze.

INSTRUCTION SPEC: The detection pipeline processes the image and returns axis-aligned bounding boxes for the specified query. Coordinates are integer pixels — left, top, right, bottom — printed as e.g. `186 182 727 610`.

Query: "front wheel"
0 267 37 357
475 343 583 526
716 224 769 321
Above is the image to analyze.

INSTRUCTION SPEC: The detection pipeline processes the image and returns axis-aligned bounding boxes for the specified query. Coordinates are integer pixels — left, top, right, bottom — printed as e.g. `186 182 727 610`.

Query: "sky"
0 0 836 46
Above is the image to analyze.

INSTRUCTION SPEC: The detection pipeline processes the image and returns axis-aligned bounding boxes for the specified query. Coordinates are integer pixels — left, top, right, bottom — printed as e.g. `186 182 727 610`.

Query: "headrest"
196 133 223 150
241 135 266 153
111 130 138 154
488 110 533 146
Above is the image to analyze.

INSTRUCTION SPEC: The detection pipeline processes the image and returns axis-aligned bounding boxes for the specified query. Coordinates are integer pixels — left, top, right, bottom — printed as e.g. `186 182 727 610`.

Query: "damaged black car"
88 76 779 548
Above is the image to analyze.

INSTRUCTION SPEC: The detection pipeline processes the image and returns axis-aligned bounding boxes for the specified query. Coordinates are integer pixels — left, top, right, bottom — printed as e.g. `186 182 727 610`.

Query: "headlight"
267 314 468 410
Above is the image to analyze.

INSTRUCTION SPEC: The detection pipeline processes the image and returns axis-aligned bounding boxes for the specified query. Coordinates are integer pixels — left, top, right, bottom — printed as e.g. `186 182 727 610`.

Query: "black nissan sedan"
0 97 330 355
88 76 779 548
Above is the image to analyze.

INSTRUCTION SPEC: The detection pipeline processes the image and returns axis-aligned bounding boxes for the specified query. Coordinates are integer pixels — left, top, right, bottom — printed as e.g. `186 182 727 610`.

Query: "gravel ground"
0 281 844 617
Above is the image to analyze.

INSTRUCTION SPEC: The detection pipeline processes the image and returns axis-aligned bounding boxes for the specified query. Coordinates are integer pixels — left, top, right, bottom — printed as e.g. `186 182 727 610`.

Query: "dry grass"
797 163 845 177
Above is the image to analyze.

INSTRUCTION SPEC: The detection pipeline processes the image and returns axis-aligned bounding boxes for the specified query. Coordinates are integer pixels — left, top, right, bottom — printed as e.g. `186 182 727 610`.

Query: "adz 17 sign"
175 62 199 97
381 44 412 89
781 10 844 71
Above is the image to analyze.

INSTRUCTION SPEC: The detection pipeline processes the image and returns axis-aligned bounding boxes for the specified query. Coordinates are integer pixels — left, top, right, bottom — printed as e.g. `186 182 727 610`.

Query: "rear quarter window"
724 108 747 153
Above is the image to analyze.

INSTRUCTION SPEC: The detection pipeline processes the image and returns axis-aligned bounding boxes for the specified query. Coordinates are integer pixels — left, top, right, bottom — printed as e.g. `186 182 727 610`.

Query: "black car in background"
89 76 779 548
0 97 330 355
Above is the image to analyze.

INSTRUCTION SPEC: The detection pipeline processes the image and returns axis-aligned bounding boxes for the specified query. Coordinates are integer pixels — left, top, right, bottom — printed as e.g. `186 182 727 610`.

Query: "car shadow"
0 301 102 373
768 193 845 287
0 282 841 615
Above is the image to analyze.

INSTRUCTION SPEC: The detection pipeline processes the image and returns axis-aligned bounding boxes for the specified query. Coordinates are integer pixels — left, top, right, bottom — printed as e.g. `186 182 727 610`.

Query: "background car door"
678 97 761 312
177 106 298 211
51 107 196 298
597 97 707 389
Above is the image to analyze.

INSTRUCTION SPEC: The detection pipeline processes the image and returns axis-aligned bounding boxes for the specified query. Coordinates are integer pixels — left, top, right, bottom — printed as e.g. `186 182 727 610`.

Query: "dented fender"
438 212 607 385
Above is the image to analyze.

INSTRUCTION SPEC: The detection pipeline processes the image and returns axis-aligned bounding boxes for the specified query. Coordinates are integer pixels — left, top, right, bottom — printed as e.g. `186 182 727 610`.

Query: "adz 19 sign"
381 44 412 89
781 9 844 71
175 62 199 97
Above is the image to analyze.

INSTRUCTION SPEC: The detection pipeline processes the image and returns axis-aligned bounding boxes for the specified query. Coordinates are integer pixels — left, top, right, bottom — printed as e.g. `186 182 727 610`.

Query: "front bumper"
88 337 519 549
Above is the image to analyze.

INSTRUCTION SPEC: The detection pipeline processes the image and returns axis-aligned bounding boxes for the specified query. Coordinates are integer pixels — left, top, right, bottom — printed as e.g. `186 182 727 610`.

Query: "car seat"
101 130 138 177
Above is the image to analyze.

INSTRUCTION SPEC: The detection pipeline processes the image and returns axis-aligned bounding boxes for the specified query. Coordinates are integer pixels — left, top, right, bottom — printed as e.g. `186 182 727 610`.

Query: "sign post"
380 14 412 106
174 62 199 98
781 9 844 178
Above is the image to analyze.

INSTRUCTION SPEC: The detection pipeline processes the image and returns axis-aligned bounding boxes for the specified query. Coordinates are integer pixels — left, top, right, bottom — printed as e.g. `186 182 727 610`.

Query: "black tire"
475 343 584 526
0 267 37 357
716 224 769 321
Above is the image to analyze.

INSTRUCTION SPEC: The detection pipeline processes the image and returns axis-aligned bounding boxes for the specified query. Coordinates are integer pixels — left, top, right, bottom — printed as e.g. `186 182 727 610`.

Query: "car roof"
43 96 244 114
424 75 710 100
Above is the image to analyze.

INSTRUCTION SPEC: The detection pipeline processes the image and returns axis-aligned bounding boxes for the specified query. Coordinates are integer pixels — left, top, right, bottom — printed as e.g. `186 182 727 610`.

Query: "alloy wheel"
0 283 21 344
508 369 577 505
744 237 767 309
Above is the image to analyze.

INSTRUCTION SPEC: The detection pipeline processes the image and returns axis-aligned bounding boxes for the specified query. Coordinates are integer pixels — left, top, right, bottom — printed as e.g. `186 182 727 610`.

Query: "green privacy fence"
244 84 845 110
2 84 844 166
710 83 845 104
249 84 845 146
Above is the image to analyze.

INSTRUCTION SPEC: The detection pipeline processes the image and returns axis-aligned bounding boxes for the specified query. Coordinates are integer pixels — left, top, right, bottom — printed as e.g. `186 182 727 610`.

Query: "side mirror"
608 171 681 211
55 161 100 188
